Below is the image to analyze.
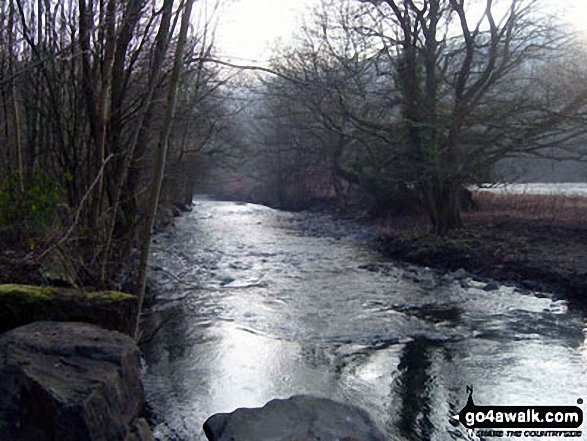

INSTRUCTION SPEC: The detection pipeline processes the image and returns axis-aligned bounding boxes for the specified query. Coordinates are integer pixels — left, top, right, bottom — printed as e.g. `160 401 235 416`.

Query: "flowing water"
141 199 587 441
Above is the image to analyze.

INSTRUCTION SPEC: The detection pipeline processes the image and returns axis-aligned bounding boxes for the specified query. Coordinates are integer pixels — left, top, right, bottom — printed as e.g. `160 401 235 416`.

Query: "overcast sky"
213 0 587 64
214 0 314 63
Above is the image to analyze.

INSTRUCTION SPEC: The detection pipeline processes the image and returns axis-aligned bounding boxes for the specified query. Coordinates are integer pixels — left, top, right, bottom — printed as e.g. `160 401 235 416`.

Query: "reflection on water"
141 200 587 440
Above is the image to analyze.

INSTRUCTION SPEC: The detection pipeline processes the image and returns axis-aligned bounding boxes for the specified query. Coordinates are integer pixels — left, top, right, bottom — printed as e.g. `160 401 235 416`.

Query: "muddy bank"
376 217 587 310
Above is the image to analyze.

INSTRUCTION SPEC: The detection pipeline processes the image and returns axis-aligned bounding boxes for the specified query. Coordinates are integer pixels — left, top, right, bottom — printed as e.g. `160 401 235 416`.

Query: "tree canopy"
233 0 587 233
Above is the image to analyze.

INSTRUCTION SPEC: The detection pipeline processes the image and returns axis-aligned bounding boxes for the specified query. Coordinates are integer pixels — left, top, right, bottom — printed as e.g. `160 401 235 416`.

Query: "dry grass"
470 190 587 226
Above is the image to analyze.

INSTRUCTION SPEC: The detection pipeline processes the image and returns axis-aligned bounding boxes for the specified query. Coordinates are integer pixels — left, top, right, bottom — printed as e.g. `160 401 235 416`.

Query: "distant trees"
236 0 587 233
251 68 348 209
5 0 583 292
0 0 226 286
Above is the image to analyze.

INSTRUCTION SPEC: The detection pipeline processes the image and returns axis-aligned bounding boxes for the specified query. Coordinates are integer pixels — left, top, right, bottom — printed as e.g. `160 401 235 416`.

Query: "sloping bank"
0 285 155 441
0 201 194 441
376 218 587 310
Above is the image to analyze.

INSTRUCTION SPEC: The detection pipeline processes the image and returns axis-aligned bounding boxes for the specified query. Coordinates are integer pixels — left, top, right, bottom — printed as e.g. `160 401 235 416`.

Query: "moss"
0 284 137 335
0 284 56 302
86 291 133 301
0 284 133 302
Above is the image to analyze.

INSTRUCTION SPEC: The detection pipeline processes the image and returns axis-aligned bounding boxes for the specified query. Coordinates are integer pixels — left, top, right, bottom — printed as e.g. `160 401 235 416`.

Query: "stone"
450 268 468 280
483 282 500 291
127 418 155 441
203 395 385 441
0 321 154 441
172 201 193 213
0 284 138 336
459 280 470 289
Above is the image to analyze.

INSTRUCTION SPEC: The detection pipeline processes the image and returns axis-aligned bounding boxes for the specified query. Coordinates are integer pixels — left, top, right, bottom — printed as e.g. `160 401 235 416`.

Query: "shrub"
0 170 64 241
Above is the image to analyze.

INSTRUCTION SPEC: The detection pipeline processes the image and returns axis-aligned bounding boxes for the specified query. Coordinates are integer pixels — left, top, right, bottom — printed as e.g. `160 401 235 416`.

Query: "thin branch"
32 153 115 263
202 58 307 84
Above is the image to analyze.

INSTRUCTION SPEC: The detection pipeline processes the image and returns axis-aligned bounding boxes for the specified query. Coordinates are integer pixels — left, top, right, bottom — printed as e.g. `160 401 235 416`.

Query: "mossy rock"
0 284 138 336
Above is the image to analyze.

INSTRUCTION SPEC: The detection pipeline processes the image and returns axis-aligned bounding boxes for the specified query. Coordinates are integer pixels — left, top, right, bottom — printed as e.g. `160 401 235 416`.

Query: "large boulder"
203 395 385 441
0 321 154 441
0 284 138 336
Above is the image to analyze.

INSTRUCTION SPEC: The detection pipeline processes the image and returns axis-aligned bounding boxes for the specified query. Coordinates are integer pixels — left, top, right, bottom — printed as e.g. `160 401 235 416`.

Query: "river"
140 199 587 440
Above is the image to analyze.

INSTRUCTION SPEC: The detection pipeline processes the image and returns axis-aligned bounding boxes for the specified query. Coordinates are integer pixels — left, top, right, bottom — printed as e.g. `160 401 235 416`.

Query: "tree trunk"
134 0 195 339
99 0 172 284
88 0 117 228
7 0 23 191
423 180 463 236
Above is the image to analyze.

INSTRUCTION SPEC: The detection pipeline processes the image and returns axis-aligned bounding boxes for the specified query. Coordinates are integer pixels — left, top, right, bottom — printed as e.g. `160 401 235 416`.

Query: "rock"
154 205 175 229
172 201 193 213
127 418 155 441
401 271 417 281
443 268 469 285
358 263 381 273
218 276 236 286
203 395 385 441
450 268 468 280
0 284 138 336
522 279 541 291
0 321 154 441
171 204 182 217
483 281 500 291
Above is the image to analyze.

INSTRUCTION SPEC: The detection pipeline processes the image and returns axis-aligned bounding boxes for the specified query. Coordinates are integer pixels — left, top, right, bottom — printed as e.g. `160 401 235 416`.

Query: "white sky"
215 0 314 63
214 0 587 64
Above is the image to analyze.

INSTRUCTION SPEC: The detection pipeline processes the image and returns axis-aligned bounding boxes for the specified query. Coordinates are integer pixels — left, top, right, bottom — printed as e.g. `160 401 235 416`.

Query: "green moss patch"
86 290 134 301
0 284 137 336
0 284 56 301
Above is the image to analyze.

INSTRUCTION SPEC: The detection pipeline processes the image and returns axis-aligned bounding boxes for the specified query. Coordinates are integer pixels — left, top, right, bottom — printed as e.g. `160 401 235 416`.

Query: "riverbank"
376 190 587 310
140 198 587 441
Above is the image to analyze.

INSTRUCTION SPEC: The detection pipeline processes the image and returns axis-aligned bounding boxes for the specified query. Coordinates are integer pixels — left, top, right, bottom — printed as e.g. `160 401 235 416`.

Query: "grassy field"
471 190 587 226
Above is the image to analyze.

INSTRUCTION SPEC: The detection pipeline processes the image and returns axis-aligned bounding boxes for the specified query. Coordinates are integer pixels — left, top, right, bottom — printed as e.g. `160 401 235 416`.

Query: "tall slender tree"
134 0 196 338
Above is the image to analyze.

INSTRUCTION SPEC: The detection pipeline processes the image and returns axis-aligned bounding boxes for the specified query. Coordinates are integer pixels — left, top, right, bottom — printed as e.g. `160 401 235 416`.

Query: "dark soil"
377 215 587 311
0 244 47 286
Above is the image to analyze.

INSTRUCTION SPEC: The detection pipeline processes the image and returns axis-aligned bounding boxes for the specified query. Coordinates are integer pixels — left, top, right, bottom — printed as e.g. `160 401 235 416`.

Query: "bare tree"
259 0 587 233
135 0 196 338
1 0 225 292
352 0 587 233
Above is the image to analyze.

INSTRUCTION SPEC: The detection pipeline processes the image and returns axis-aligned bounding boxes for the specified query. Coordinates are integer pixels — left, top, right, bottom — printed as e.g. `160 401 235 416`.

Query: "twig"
202 58 312 86
31 153 116 263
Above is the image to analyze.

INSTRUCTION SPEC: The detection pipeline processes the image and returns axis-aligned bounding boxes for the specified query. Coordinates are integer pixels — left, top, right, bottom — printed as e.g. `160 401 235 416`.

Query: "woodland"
1 0 586 316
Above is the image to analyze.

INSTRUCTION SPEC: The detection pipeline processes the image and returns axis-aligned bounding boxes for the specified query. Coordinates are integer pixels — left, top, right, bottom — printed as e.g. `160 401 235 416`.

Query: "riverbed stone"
0 321 154 441
203 395 385 441
483 281 500 291
450 268 468 280
0 283 138 336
